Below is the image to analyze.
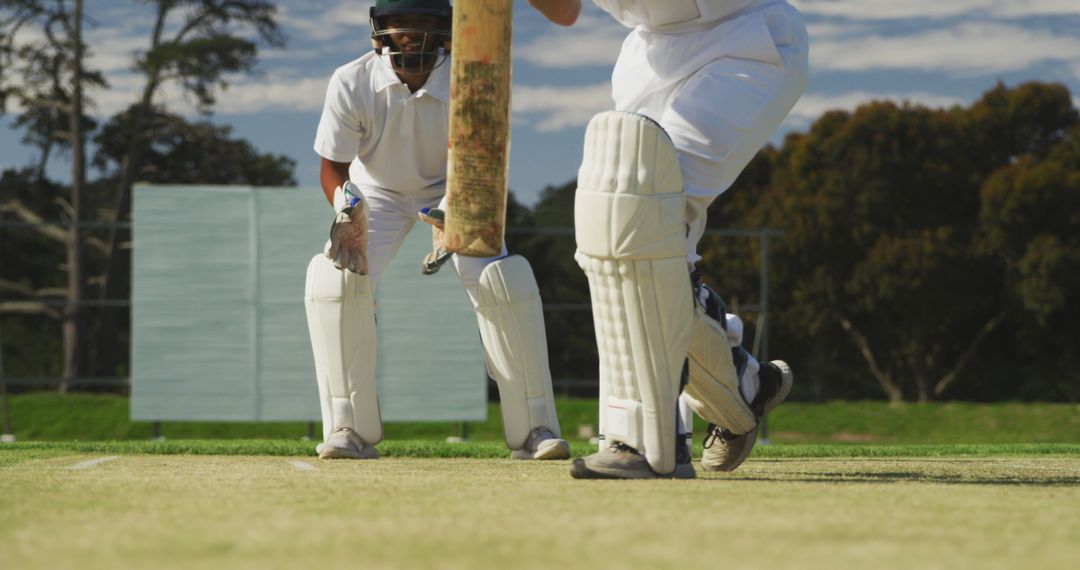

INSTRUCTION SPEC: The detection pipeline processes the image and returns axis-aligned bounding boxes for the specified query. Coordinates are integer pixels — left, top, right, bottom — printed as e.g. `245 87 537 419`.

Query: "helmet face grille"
370 0 452 77
371 26 451 76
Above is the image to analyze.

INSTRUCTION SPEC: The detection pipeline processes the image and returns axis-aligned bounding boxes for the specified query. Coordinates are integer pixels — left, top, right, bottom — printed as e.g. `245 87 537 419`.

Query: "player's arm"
320 158 351 206
528 0 580 26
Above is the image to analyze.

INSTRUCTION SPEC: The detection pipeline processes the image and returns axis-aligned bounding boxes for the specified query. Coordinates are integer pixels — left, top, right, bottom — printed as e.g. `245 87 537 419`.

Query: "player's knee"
574 111 687 262
456 251 511 308
476 255 539 307
305 253 372 300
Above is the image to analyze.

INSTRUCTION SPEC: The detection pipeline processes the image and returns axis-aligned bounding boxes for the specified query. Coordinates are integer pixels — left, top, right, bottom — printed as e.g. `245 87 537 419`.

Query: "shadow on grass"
713 471 1080 486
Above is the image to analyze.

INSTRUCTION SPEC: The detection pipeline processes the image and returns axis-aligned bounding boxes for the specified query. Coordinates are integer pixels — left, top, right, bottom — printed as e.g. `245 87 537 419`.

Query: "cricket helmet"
370 0 452 76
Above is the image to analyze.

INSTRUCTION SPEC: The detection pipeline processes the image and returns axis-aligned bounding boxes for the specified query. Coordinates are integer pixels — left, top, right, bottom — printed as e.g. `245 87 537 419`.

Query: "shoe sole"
700 424 757 472
702 361 793 473
318 448 363 460
762 360 794 416
570 457 656 479
569 458 697 480
533 440 571 460
510 439 571 461
318 447 379 460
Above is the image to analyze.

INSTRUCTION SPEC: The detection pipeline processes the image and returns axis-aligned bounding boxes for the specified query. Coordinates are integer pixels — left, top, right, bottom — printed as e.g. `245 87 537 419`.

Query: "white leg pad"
684 303 757 434
304 254 382 444
575 111 693 475
476 255 561 450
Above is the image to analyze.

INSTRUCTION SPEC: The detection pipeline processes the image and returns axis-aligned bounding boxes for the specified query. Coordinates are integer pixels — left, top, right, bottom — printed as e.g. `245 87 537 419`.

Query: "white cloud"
811 22 1080 76
991 0 1080 17
792 0 991 20
513 82 612 131
89 74 144 116
259 48 324 61
86 25 152 74
278 1 373 40
791 0 1080 20
783 90 965 126
141 74 328 116
208 76 329 114
515 14 625 68
804 20 876 40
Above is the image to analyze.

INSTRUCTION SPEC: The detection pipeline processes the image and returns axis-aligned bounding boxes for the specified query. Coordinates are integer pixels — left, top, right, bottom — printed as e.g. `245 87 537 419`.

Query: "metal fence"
0 220 779 392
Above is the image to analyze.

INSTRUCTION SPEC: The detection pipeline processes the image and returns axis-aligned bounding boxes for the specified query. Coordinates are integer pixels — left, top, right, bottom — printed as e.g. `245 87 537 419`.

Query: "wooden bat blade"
444 0 513 257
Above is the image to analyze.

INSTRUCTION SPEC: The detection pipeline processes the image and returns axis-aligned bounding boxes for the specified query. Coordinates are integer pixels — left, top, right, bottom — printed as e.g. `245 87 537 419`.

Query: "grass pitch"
2 444 1079 570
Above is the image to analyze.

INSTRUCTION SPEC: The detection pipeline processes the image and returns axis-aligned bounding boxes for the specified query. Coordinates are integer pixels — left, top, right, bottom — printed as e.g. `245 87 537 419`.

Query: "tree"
978 125 1080 400
0 0 101 391
750 82 1078 402
94 0 285 377
0 1 292 389
93 108 296 187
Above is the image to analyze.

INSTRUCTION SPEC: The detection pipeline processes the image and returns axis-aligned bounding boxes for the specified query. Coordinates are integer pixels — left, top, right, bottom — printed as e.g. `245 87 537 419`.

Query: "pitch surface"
2 449 1078 569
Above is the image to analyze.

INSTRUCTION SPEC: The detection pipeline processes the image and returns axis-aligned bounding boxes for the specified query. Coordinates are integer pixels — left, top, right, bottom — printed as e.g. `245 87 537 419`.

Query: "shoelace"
702 424 739 449
608 442 639 454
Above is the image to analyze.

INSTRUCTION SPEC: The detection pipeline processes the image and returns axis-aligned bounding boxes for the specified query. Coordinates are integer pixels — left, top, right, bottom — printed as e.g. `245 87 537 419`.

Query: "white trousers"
611 0 809 264
609 2 807 426
354 184 505 308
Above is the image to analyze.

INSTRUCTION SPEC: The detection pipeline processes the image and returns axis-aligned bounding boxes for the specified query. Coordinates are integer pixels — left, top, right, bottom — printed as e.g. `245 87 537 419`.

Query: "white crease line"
288 460 317 472
67 456 119 470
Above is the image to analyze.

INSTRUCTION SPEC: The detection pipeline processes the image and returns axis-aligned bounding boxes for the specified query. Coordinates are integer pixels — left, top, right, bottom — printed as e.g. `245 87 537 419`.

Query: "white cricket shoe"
510 427 571 460
701 360 793 472
569 442 696 480
316 427 379 460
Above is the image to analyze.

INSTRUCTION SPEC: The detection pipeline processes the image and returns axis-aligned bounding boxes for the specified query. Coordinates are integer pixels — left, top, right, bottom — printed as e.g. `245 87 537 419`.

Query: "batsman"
532 0 809 479
305 0 569 461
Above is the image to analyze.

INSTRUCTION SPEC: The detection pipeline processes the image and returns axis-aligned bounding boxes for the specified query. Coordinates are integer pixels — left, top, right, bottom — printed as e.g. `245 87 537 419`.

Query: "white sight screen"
131 185 487 423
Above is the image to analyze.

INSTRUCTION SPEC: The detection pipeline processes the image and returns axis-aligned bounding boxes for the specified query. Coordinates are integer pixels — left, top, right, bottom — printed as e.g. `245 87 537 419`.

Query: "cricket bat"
443 0 513 257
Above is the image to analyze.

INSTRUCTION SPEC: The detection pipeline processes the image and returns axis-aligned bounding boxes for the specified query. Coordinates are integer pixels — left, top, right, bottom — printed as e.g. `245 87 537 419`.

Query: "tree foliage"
520 81 1079 402
749 82 1077 402
0 1 293 385
93 107 296 186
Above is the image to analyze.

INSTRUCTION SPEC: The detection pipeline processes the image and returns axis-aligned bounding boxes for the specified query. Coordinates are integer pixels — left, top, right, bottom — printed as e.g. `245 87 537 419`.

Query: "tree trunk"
94 3 168 378
933 312 1006 398
60 0 86 394
839 317 905 403
907 349 929 403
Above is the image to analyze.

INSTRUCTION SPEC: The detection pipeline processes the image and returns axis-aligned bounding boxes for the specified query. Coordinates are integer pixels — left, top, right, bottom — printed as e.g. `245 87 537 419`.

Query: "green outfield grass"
4 393 1080 443
2 447 1078 570
3 439 1080 461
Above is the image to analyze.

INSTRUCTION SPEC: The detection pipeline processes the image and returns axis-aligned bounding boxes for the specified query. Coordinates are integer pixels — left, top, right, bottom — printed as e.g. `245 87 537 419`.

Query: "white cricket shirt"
314 52 450 194
593 0 761 32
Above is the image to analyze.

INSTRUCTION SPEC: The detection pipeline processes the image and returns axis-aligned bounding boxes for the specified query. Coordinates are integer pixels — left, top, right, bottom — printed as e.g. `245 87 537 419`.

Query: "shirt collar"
416 59 450 102
371 53 451 102
371 53 403 92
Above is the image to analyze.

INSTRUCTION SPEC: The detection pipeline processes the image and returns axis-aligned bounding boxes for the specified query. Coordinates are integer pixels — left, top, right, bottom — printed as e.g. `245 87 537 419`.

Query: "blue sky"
2 0 1080 206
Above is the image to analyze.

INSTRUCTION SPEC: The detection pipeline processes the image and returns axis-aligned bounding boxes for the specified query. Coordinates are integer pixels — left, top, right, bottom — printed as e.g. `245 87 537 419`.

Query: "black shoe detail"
751 362 784 416
676 432 692 465
702 422 740 449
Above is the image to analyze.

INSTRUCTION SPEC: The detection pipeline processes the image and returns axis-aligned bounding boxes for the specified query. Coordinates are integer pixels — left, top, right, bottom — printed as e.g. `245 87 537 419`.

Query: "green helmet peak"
371 0 452 18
